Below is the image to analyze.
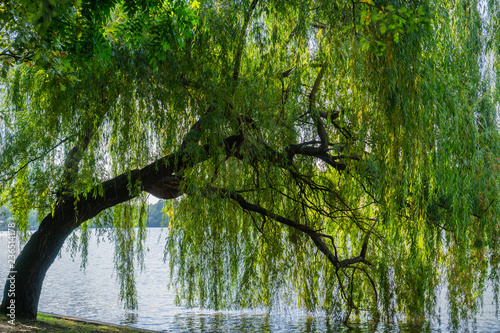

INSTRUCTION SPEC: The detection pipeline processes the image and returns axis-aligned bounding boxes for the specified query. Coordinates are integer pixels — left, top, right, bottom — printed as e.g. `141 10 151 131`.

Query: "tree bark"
0 215 76 319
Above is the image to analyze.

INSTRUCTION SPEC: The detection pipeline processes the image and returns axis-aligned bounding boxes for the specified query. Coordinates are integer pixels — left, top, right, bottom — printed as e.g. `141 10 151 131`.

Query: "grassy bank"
1 313 156 332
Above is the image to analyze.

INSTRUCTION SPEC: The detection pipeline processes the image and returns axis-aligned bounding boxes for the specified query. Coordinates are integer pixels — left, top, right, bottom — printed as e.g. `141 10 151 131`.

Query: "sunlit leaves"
0 0 198 79
350 2 430 54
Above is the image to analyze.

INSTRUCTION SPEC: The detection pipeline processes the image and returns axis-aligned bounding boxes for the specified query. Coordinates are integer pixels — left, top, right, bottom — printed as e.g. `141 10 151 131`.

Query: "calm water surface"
1 229 499 332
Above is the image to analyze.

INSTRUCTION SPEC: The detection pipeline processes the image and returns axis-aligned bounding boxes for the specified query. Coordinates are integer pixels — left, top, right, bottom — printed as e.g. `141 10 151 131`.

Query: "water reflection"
145 314 434 333
123 312 139 325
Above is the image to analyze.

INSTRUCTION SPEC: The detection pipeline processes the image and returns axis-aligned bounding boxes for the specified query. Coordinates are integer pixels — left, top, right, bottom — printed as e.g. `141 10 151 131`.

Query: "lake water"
1 228 499 332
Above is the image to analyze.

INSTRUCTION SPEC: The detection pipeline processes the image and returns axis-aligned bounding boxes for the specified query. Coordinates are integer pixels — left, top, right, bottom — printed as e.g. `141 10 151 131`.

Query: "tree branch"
309 65 329 153
0 138 70 183
59 128 95 195
233 0 259 83
210 186 372 269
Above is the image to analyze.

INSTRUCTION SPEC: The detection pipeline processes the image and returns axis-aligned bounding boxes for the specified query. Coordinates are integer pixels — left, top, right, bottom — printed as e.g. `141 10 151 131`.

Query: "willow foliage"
1 0 500 328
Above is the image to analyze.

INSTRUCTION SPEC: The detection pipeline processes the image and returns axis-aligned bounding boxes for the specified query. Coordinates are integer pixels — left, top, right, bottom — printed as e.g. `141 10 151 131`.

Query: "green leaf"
380 23 387 34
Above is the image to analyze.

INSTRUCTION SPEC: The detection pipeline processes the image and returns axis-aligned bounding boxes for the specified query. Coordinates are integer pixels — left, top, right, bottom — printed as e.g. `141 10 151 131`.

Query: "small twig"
1 137 70 182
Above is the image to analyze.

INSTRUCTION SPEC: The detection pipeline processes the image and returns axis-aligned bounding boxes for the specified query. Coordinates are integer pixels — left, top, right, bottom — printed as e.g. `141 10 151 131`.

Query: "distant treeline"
146 200 169 227
0 206 38 229
0 201 169 229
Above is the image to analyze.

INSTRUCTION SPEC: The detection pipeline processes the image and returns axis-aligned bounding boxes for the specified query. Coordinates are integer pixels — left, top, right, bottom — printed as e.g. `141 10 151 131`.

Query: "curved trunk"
0 170 143 319
1 124 104 319
0 215 76 319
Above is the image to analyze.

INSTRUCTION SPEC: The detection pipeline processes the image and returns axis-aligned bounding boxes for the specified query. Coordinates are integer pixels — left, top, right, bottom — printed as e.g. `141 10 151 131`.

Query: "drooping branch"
0 49 35 62
359 219 377 259
59 127 96 195
180 117 206 151
309 65 329 153
210 186 372 269
232 0 259 83
0 137 70 182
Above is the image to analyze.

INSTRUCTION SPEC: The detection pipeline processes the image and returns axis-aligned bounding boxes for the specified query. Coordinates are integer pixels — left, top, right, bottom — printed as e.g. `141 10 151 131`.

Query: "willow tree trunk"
0 170 142 320
0 214 77 319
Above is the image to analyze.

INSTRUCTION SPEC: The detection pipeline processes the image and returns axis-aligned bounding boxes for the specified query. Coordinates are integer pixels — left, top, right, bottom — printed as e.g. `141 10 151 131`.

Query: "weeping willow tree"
1 0 500 328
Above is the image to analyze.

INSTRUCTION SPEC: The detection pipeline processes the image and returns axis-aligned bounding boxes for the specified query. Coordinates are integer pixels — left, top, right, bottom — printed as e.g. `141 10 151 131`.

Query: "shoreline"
40 312 161 332
1 312 161 332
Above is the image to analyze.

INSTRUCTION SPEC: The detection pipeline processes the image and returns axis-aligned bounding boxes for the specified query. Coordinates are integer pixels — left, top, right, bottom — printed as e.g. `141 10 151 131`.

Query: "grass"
1 313 154 332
